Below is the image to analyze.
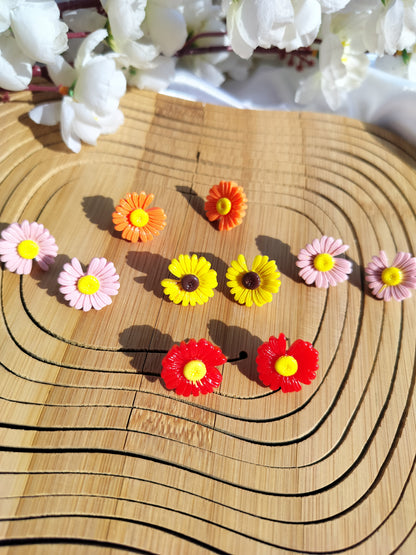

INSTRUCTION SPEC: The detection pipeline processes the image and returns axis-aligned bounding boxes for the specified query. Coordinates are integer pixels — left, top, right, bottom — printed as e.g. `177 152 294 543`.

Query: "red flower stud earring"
161 338 226 396
256 333 319 392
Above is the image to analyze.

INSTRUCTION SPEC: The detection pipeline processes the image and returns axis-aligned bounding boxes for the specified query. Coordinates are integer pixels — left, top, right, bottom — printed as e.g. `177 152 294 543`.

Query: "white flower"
180 0 230 87
363 0 404 56
0 32 32 90
222 0 322 58
397 0 416 51
29 29 126 153
0 0 68 90
103 0 159 68
295 31 369 109
7 0 68 63
145 0 188 57
126 55 176 91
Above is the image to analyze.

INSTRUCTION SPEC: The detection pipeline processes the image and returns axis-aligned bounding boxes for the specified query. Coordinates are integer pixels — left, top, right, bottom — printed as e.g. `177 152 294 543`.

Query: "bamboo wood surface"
0 88 415 554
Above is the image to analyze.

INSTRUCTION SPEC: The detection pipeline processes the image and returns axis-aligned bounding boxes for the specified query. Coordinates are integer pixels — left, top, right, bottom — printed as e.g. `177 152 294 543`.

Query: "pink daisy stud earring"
296 236 352 288
161 338 226 397
0 220 58 274
256 333 319 393
58 257 120 311
365 251 416 301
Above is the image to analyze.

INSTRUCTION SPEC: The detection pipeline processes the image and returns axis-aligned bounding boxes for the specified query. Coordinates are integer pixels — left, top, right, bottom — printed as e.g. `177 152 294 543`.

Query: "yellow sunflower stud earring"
161 254 218 306
226 254 281 307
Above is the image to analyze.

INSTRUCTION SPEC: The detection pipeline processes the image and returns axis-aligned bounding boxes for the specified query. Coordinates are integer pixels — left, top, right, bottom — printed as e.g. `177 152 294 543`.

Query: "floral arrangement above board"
1 0 416 152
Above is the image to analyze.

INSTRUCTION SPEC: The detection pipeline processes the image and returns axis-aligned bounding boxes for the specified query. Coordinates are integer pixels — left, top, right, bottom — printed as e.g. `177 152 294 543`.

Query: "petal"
315 271 329 288
0 34 32 91
146 4 187 57
11 1 68 64
75 28 108 68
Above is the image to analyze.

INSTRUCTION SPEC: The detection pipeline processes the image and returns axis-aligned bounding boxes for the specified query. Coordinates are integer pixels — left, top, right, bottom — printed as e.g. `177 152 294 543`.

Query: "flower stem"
67 31 90 39
28 84 69 96
176 45 232 58
179 31 227 53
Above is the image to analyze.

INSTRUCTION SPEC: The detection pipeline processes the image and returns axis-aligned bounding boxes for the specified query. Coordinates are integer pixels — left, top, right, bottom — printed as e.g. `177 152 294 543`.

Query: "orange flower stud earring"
112 191 166 242
205 181 247 231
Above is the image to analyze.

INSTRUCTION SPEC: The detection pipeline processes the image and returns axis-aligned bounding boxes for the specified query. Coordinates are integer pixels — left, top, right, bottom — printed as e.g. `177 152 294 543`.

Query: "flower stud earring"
296 236 352 288
161 338 226 396
205 181 247 231
0 220 58 274
256 333 319 393
161 254 218 306
112 191 166 242
365 250 416 301
58 257 120 311
226 254 281 307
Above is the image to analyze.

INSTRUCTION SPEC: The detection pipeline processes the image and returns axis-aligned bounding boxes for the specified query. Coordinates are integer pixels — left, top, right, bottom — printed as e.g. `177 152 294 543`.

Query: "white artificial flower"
222 0 322 58
0 0 68 90
363 0 404 56
126 55 176 91
103 0 153 66
397 0 416 51
221 0 259 59
0 32 32 90
101 0 193 91
145 0 188 57
295 31 369 109
8 0 68 63
269 0 322 51
181 0 230 87
0 0 19 33
29 29 126 153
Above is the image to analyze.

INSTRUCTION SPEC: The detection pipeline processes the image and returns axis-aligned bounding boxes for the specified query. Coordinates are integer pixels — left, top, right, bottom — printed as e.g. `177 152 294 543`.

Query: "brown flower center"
181 274 200 292
242 271 261 290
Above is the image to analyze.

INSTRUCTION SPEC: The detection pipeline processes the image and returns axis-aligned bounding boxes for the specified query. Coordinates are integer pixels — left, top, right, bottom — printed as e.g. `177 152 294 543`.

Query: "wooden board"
0 89 415 554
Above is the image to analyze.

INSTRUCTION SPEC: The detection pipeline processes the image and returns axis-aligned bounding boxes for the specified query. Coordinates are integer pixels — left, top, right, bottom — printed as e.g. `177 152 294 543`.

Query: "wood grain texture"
0 89 415 554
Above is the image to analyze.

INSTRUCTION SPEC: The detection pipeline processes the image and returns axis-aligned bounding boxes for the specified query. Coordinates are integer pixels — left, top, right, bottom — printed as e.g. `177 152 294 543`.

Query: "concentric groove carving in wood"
0 90 415 554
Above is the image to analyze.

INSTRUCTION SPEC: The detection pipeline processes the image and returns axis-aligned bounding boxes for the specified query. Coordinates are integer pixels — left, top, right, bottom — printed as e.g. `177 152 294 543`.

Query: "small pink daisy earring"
365 251 416 301
0 220 58 274
296 236 352 288
58 257 120 311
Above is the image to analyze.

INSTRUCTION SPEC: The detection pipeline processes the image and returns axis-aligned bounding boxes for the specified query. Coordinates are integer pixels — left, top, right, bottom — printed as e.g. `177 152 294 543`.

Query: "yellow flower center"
77 275 100 295
274 355 298 377
183 360 207 382
381 266 403 286
129 208 149 228
314 253 335 272
216 197 232 216
17 239 39 260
